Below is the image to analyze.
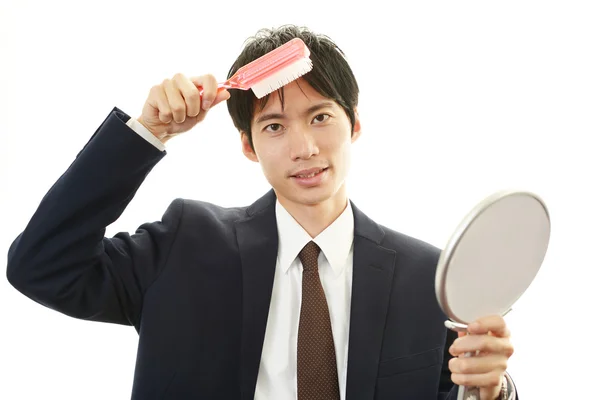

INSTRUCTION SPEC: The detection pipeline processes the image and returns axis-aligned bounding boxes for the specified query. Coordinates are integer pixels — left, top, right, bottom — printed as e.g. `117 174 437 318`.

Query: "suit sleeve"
6 107 182 328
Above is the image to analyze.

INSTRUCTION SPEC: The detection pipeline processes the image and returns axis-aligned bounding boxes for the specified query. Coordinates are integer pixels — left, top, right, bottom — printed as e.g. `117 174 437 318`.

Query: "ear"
241 131 259 162
351 107 362 143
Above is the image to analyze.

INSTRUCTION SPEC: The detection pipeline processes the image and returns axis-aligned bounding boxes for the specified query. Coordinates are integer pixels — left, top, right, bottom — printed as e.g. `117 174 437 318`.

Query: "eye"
264 123 284 133
312 114 331 124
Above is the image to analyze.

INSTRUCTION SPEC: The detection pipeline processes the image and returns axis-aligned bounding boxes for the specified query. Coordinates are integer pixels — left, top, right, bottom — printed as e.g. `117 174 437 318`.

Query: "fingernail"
203 100 212 111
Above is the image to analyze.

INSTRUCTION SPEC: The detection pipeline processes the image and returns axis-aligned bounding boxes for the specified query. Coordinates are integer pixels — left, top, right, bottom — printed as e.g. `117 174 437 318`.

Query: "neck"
277 187 349 238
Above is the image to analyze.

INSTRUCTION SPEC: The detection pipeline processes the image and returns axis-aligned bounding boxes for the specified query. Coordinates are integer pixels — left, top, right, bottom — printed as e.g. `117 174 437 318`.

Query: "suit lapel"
235 191 279 400
345 202 397 400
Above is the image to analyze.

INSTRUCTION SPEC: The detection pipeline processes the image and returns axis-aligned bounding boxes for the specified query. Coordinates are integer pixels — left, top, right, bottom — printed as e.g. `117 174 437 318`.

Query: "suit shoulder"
379 223 442 264
173 197 249 224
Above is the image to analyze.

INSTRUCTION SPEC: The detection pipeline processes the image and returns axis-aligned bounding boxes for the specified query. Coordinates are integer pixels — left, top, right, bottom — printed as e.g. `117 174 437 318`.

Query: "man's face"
241 78 361 210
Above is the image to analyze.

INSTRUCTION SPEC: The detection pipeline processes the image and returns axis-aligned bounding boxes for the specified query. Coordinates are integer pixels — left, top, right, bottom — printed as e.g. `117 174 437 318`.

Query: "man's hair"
226 25 360 152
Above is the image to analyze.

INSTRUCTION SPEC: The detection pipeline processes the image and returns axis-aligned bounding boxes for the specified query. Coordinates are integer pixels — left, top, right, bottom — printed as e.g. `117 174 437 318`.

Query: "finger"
450 335 513 357
173 73 201 118
468 315 510 337
451 370 504 390
163 79 186 124
191 74 218 111
212 88 231 107
150 85 172 124
194 89 230 123
192 88 230 124
448 354 508 375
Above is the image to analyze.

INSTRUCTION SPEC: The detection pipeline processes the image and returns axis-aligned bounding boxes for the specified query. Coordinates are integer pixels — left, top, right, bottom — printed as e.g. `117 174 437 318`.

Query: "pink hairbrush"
199 37 313 99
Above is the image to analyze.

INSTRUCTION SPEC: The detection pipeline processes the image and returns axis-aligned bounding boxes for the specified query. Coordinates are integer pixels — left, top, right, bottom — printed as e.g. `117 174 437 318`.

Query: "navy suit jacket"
7 108 516 399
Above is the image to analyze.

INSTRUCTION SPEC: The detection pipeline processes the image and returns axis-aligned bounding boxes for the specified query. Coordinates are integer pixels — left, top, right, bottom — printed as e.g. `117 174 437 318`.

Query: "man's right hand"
137 73 231 143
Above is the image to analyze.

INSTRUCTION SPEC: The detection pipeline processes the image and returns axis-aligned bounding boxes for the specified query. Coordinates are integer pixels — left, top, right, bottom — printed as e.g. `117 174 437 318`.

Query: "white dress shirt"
126 117 355 399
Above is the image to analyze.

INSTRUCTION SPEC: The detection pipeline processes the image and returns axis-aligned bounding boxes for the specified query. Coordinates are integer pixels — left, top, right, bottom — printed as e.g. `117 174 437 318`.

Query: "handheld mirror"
435 190 551 399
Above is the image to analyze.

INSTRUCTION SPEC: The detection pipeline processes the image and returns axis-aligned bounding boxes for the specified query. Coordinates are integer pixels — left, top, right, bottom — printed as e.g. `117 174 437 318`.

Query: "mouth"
292 167 328 179
290 167 329 187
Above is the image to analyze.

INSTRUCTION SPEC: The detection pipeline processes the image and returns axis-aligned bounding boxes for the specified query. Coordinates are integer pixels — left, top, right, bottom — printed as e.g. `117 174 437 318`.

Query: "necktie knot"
298 241 321 272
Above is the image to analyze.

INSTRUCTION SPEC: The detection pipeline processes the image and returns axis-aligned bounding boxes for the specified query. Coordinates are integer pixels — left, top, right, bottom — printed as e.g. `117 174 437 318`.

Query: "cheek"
255 148 286 178
332 141 353 175
324 123 352 146
323 132 352 158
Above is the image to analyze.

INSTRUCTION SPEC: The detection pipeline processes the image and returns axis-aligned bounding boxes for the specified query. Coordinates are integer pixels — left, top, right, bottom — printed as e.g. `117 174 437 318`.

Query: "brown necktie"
297 241 340 400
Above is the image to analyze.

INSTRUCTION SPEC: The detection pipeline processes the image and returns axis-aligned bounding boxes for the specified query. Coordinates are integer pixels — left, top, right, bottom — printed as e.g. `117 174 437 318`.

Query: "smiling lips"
292 167 326 178
291 167 329 187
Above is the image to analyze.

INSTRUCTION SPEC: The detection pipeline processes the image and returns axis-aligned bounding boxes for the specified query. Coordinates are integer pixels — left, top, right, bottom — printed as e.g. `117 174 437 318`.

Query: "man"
6 25 517 399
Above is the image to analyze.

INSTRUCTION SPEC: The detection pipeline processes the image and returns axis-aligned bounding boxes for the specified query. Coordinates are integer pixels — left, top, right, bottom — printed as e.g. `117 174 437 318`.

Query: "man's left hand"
448 315 514 400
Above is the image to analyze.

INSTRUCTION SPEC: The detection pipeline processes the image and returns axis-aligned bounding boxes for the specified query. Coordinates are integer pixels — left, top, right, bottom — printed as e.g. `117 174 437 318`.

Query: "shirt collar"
275 198 354 277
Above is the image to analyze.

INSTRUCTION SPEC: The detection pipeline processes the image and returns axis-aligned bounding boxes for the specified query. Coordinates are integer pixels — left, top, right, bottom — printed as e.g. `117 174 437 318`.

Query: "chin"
286 185 339 207
299 193 332 206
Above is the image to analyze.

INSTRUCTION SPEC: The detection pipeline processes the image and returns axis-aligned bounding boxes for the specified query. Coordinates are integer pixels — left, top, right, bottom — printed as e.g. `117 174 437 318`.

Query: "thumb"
212 88 231 107
196 89 230 121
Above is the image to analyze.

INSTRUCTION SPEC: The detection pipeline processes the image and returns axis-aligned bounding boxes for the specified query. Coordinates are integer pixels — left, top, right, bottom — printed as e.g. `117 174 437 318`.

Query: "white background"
1 0 599 398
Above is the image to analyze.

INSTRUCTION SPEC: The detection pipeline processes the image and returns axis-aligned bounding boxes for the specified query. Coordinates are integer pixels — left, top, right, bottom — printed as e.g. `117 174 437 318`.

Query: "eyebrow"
255 101 336 125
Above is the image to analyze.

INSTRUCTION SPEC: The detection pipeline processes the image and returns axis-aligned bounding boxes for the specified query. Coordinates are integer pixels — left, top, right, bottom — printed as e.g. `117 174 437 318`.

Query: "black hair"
226 25 359 152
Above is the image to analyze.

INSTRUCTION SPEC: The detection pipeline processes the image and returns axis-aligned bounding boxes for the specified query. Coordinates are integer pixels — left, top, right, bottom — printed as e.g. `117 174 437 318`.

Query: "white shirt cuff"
126 117 166 152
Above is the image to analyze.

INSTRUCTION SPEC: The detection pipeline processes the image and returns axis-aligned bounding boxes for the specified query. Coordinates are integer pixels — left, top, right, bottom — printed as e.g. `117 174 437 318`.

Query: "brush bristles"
251 58 313 99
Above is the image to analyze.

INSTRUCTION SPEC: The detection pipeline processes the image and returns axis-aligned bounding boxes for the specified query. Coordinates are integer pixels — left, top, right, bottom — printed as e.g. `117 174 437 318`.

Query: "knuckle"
183 89 199 104
482 344 495 354
480 337 494 353
173 72 186 80
458 359 474 374
171 105 185 114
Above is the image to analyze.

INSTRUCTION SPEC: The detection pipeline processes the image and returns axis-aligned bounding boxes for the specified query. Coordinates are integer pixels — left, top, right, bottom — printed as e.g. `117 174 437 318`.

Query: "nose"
289 127 319 161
